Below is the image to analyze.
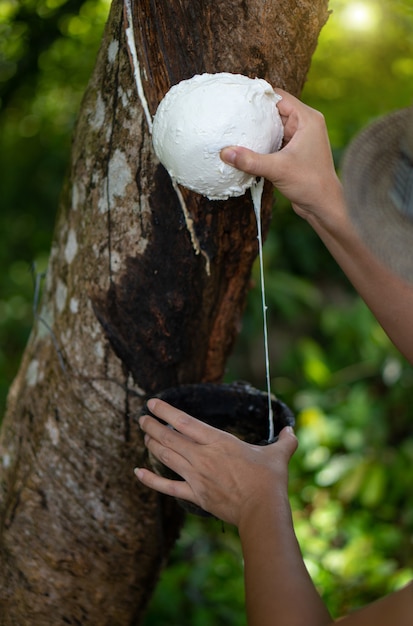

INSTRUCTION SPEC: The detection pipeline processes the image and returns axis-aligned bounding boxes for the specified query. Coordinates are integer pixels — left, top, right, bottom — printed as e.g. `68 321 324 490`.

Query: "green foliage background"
1 0 413 622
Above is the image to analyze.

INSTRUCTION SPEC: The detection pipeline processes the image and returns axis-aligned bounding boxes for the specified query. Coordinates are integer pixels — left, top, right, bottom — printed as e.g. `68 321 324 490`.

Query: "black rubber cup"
142 381 295 516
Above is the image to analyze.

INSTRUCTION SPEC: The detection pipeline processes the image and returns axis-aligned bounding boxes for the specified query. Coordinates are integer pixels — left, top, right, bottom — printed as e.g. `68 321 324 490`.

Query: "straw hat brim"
342 108 413 284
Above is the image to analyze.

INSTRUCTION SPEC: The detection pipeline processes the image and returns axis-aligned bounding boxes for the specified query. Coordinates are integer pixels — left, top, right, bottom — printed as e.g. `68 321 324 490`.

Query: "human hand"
135 398 298 527
220 89 344 222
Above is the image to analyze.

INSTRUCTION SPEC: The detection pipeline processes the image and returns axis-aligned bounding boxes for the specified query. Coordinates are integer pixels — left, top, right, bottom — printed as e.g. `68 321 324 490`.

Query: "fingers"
273 88 301 129
218 90 292 177
135 402 299 526
143 424 193 476
144 398 216 444
274 89 320 140
139 399 226 480
220 146 280 181
273 88 300 115
134 467 195 502
256 426 297 470
220 89 322 183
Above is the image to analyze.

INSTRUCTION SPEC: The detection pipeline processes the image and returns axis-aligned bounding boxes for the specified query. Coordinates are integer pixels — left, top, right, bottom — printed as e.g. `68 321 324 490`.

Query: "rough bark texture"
0 0 329 623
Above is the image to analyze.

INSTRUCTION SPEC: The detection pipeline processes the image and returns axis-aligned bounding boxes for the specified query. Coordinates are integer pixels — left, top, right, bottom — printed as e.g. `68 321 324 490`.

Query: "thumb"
277 426 298 461
220 146 279 181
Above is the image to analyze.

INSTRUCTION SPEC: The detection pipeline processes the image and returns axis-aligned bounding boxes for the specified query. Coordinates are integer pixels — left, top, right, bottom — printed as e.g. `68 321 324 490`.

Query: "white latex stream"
251 178 274 442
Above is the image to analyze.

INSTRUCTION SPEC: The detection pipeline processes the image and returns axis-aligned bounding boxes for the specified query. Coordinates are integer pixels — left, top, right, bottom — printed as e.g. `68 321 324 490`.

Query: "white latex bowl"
152 73 283 200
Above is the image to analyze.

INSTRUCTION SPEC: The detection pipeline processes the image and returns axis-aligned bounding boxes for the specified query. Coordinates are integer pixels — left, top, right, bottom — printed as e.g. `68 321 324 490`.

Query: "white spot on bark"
108 40 119 63
136 237 148 255
46 416 60 446
36 303 54 340
72 181 85 211
90 499 105 523
90 92 106 131
108 149 133 203
92 320 103 340
110 250 122 273
136 193 149 216
98 180 108 214
45 261 54 294
118 85 130 108
56 279 67 313
61 327 72 346
2 453 11 468
94 340 104 360
72 184 79 211
65 229 78 265
122 105 139 134
26 359 39 387
70 297 79 314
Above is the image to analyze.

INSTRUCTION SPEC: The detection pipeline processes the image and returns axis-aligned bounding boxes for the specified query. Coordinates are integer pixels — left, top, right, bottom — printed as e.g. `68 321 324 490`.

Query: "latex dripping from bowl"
150 74 286 516
152 72 284 437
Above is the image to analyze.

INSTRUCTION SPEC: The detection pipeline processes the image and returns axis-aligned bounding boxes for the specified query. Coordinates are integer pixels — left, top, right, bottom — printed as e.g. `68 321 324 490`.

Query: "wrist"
237 483 291 538
298 177 349 235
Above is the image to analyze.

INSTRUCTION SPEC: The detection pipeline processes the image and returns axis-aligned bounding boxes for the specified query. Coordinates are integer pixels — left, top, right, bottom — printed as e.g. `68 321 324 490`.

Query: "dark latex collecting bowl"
142 380 295 516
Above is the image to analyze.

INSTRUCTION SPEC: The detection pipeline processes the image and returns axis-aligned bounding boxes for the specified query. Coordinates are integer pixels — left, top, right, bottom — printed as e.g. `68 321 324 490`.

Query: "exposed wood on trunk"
0 0 329 622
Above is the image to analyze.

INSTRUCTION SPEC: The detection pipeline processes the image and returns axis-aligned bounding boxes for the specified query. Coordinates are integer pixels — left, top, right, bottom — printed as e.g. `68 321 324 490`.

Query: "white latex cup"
152 73 283 200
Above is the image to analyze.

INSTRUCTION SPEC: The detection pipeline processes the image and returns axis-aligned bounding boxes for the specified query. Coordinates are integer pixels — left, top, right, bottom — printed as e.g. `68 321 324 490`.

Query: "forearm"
221 96 413 363
304 187 413 364
335 581 413 626
239 490 331 626
239 488 413 626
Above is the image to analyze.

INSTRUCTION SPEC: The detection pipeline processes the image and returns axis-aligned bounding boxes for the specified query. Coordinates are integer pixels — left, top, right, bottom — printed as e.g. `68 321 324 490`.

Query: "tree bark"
0 0 329 623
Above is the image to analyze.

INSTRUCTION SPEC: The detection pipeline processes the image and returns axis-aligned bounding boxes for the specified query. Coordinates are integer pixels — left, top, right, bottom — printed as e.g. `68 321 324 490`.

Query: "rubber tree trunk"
0 0 329 623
